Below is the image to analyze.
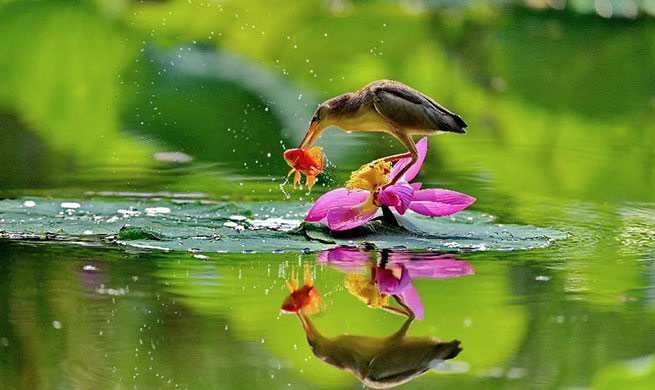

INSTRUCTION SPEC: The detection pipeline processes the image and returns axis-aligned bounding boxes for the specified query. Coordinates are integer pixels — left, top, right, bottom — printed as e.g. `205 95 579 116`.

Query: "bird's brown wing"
371 83 467 133
365 339 462 387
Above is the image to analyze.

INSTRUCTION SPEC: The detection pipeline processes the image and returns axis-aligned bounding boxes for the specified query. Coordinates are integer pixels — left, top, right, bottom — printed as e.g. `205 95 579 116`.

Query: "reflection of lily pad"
0 197 566 253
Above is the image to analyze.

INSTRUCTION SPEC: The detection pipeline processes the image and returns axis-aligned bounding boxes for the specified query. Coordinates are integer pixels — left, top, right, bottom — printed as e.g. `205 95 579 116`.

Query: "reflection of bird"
295 302 462 389
298 80 467 186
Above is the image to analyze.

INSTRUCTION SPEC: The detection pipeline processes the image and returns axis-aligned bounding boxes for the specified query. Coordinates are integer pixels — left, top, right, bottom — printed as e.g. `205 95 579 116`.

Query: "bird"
297 79 468 187
293 301 462 389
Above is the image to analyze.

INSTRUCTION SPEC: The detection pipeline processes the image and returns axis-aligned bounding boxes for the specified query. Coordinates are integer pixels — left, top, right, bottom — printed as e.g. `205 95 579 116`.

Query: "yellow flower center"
345 160 392 192
345 274 388 308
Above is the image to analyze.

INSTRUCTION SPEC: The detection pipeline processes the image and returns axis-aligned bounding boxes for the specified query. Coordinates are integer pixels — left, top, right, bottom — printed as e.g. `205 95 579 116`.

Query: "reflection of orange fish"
283 147 324 190
281 266 321 315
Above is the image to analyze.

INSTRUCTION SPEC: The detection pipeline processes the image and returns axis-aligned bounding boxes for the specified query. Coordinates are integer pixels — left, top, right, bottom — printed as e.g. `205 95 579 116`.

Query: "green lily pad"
0 197 566 253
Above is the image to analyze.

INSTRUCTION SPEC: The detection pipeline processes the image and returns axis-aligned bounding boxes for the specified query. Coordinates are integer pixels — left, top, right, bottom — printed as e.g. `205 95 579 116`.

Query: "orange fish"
283 147 324 190
281 266 321 315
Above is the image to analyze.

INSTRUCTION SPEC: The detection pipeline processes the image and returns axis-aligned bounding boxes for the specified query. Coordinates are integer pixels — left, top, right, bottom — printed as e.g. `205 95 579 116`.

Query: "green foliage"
593 355 655 390
0 0 153 168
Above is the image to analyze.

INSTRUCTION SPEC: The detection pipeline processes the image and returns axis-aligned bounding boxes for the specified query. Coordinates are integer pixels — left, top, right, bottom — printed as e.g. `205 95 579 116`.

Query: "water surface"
1 1 654 389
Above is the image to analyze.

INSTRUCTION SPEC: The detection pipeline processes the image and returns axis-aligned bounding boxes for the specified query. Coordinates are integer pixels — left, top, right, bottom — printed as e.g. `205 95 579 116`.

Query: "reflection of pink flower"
316 246 373 272
388 254 474 280
376 266 425 318
318 247 474 319
305 138 476 231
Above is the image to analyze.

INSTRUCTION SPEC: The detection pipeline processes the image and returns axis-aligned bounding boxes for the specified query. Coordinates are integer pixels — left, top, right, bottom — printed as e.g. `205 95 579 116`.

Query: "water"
0 182 653 389
1 1 655 389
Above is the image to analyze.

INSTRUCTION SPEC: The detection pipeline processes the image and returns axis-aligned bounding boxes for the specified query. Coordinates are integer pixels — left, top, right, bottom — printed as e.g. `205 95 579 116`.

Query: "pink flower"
305 138 476 231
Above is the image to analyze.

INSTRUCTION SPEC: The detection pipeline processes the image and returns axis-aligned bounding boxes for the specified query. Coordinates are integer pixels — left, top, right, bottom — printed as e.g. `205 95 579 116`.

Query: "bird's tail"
440 340 462 360
427 340 463 370
441 113 468 134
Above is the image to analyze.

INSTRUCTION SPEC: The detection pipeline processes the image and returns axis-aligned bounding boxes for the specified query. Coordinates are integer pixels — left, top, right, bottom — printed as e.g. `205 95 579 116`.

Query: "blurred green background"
1 0 653 207
0 0 654 389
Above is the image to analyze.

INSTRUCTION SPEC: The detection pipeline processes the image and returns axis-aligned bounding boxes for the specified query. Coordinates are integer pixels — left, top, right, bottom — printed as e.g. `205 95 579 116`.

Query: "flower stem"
381 206 399 227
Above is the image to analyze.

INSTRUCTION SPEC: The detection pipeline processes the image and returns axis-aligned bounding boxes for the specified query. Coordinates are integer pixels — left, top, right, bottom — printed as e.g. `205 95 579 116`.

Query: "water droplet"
145 207 171 216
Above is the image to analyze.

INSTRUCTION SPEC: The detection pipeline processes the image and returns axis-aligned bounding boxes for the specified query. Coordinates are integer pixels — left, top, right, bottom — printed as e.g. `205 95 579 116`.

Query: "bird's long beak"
299 121 318 150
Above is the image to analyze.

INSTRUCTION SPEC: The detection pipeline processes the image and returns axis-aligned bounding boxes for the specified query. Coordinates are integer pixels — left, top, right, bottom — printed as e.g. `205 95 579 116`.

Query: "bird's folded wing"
372 84 467 132
365 340 462 385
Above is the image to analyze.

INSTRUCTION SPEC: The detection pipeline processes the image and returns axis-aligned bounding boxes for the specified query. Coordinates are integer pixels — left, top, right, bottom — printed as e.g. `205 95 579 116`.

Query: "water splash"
279 176 291 199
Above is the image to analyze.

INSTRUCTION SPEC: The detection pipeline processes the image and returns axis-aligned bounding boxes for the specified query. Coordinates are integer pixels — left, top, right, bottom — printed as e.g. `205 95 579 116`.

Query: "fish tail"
306 146 323 166
304 264 313 287
306 175 317 191
291 268 298 290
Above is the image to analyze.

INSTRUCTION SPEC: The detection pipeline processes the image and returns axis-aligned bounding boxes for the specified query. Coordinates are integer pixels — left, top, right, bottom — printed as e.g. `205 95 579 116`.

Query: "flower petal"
377 266 412 295
399 284 424 320
305 188 369 222
327 197 378 231
403 259 474 279
377 267 424 319
316 247 374 272
390 137 428 182
379 184 414 215
376 268 399 294
409 189 476 216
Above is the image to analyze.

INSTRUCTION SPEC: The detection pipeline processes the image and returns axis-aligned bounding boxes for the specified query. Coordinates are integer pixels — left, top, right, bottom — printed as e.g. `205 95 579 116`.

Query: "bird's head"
309 104 329 133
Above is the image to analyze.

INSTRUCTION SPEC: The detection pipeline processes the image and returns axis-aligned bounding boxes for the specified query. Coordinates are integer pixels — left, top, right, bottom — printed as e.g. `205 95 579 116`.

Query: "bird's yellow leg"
385 132 418 187
381 304 411 317
377 152 413 163
392 295 416 321
385 298 415 341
